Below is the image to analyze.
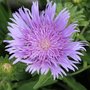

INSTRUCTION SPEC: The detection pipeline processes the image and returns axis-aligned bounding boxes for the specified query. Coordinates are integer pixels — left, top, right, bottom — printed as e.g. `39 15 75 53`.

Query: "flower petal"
55 8 70 31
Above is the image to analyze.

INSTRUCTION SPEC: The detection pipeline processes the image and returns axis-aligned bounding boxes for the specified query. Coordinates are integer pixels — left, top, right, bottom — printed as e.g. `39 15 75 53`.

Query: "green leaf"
62 77 87 90
6 83 12 90
33 72 56 89
55 2 87 26
0 4 11 43
17 81 37 90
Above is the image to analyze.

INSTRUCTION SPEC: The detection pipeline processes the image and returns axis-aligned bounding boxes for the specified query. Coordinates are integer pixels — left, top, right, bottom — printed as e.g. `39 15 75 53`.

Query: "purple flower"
5 2 85 79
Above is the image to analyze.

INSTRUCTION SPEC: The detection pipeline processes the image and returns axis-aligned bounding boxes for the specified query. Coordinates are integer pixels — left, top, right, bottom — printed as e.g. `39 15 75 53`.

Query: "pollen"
40 39 50 51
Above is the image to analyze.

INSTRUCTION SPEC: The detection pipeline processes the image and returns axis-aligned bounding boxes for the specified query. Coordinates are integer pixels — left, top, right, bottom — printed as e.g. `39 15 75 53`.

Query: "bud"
2 63 12 74
73 0 81 4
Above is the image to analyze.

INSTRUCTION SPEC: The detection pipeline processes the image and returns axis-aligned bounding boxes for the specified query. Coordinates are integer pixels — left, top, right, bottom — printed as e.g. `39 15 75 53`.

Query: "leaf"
33 72 56 89
6 83 12 90
17 81 37 90
62 77 87 90
0 4 11 43
55 2 87 26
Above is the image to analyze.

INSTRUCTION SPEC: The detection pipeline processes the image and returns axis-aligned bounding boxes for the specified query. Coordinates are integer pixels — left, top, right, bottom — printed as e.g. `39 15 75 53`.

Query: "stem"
76 21 89 41
80 19 90 35
69 65 90 76
81 24 89 35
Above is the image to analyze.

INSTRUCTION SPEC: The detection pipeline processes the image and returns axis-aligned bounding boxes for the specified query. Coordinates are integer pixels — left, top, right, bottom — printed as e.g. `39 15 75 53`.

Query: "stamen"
40 39 50 50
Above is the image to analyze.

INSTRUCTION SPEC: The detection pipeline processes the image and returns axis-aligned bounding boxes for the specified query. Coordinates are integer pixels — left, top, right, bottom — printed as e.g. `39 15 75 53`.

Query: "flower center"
40 39 50 51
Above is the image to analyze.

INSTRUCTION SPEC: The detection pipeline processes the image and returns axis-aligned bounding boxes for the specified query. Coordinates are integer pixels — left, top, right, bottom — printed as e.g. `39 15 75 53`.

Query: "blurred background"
0 0 90 90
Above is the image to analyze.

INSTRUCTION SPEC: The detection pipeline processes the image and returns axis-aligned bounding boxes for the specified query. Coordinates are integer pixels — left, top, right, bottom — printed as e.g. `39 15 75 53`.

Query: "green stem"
62 77 75 89
81 20 90 35
80 21 89 35
76 21 89 41
69 65 90 76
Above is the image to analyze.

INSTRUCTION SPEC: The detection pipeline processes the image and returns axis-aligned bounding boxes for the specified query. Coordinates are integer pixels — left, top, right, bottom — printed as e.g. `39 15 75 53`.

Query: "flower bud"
73 0 81 4
2 63 12 73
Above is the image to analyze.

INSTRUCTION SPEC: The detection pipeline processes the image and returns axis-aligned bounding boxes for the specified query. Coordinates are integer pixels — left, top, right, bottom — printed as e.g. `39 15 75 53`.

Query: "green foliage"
82 48 90 65
0 55 31 90
62 77 87 90
0 55 28 81
0 4 11 43
56 1 88 26
17 81 37 90
33 72 56 89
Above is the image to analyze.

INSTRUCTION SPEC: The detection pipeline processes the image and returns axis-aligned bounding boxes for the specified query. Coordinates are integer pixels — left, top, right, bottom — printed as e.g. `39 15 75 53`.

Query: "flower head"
5 2 85 79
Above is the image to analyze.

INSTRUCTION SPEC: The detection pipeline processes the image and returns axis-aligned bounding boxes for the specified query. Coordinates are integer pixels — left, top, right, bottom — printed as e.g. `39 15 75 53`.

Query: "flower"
5 1 85 79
